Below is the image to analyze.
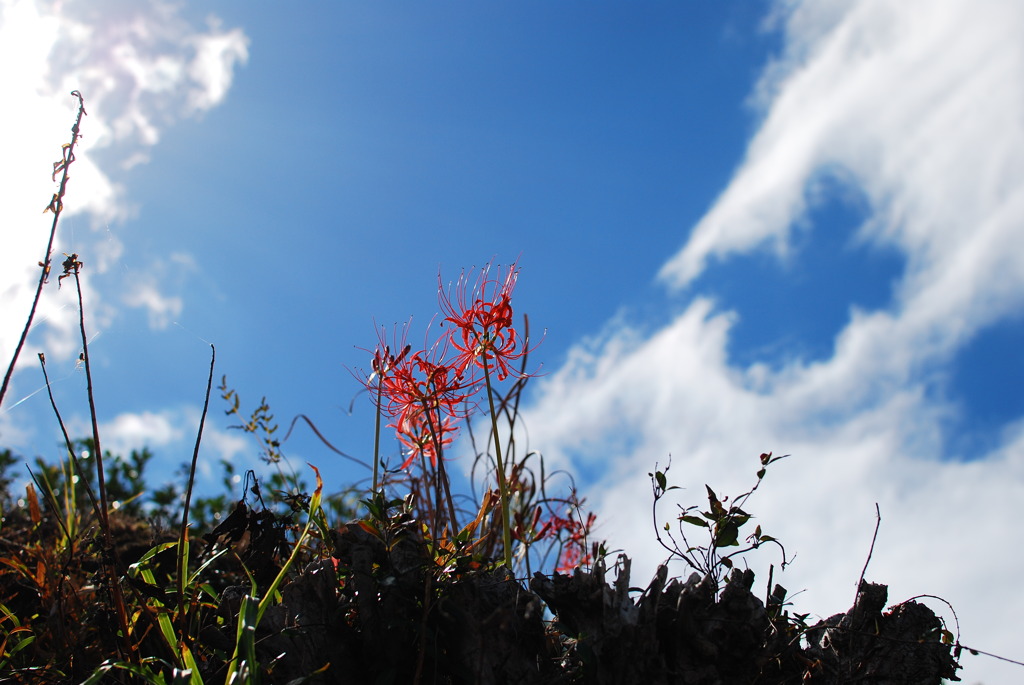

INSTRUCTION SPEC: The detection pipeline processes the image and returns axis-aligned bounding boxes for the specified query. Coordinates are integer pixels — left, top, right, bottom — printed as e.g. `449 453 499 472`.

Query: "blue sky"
2 2 1023 681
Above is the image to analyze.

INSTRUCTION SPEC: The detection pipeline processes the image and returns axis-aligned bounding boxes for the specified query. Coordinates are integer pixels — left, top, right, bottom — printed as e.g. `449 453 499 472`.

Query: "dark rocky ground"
0 497 960 684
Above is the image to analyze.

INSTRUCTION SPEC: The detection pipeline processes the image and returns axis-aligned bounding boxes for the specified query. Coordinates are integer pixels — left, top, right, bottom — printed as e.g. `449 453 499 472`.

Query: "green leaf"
358 520 381 538
83 658 178 685
361 498 382 520
705 485 719 506
679 515 708 528
230 594 259 685
714 520 740 547
705 486 726 517
179 644 204 685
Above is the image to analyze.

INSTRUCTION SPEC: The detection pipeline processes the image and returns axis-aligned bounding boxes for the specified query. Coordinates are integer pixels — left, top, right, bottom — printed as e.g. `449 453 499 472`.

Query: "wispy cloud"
524 1 1024 681
0 0 247 454
98 409 187 453
56 405 257 492
0 0 247 375
120 253 198 329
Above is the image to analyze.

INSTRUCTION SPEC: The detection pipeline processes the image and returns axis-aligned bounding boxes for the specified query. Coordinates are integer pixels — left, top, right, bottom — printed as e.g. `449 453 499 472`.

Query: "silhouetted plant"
650 451 790 589
0 91 86 409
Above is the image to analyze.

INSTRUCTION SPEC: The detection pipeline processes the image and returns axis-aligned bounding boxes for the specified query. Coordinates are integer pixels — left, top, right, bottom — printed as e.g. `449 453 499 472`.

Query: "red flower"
359 322 479 476
513 505 550 542
356 322 412 407
392 408 457 469
552 511 597 573
439 259 529 382
379 347 475 424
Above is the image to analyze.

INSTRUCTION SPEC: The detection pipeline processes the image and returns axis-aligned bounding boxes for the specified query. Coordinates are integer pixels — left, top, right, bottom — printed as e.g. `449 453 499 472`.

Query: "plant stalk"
178 344 215 643
0 91 86 409
483 359 513 567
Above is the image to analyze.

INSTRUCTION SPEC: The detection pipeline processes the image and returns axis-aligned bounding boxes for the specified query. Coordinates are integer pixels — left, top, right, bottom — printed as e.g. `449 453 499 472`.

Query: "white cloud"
200 426 251 472
122 277 184 330
0 0 248 405
188 18 249 112
100 408 185 453
525 1 1024 682
31 404 259 497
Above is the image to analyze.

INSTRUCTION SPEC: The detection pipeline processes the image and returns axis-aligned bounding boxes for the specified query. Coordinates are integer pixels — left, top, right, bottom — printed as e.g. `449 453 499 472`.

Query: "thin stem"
37 352 103 557
71 259 135 665
0 91 86 409
71 264 108 526
178 344 215 643
855 503 883 604
38 353 101 520
483 358 513 568
282 414 369 469
420 399 458 535
372 382 383 494
419 444 440 548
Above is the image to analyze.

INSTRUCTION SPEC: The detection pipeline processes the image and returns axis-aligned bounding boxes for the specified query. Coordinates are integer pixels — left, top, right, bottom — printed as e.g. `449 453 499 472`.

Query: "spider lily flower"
392 408 457 469
438 259 531 382
354 322 412 402
554 512 597 573
371 342 411 384
379 348 476 425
